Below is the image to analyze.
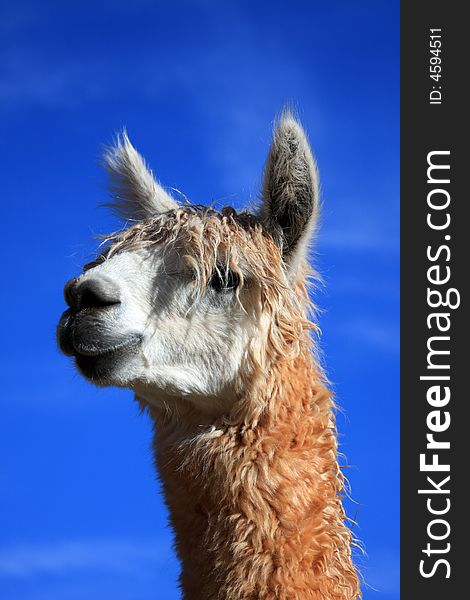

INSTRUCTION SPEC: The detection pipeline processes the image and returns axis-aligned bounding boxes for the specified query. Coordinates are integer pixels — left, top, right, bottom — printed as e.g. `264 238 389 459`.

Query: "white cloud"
327 316 399 355
318 199 399 255
320 228 398 253
0 537 173 578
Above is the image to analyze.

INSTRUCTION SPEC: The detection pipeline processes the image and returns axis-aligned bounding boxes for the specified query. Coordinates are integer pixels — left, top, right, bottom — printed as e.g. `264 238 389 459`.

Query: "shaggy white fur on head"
61 114 320 417
76 244 256 414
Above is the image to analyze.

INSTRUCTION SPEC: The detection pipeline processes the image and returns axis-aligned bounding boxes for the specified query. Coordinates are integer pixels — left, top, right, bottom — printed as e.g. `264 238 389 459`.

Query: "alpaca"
57 114 360 599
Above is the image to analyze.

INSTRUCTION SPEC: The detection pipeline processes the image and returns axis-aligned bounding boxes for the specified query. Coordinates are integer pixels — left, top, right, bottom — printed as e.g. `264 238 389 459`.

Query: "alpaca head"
57 115 320 416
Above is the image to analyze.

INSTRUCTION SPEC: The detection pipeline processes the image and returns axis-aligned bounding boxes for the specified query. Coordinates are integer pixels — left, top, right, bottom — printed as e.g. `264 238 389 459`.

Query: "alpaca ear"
261 114 320 274
103 131 178 220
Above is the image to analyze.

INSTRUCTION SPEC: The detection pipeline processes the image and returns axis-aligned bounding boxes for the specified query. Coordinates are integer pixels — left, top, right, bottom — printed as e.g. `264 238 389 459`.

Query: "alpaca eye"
208 268 240 292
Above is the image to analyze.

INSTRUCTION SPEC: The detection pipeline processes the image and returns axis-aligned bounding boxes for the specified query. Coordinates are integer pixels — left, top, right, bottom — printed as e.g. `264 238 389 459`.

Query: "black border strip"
400 3 465 597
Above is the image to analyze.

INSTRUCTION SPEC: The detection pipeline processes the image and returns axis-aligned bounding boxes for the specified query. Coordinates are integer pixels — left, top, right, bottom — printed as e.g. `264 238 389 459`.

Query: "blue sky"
0 1 399 598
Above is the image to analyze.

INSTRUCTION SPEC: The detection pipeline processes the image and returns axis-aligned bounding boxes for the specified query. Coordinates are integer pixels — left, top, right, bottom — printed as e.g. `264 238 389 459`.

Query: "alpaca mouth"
74 337 142 383
57 308 142 381
72 335 142 358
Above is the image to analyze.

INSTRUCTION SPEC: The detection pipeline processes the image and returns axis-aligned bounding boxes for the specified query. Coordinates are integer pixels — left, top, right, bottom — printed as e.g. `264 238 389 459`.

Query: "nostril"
76 279 121 312
79 286 118 310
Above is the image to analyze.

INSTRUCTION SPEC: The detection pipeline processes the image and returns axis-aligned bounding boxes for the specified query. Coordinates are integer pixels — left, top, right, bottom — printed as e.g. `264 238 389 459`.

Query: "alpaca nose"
64 277 121 312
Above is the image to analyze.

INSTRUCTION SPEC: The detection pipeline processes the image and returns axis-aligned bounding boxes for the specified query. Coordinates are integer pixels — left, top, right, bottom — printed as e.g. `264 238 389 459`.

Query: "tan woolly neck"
148 350 360 600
